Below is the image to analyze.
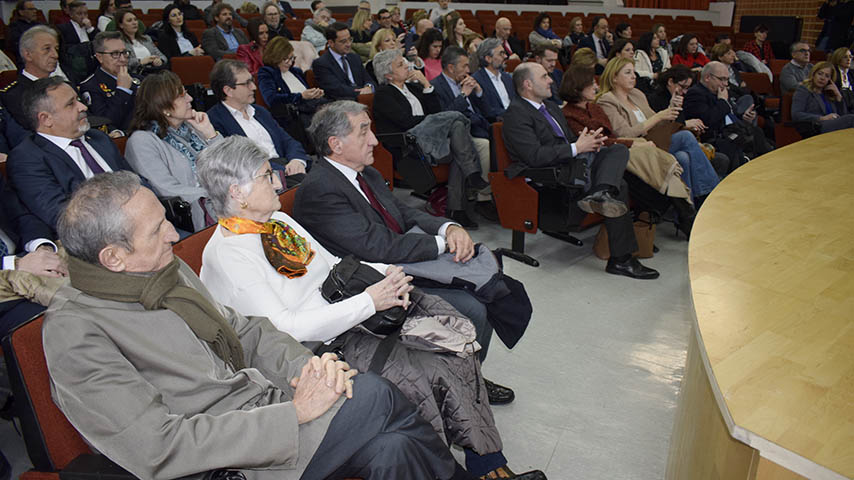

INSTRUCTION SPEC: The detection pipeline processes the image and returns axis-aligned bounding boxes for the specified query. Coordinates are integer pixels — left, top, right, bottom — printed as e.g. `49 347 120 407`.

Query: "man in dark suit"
7 77 134 232
493 17 524 60
578 16 611 74
293 100 516 405
56 1 98 46
0 174 67 337
532 45 563 105
78 32 140 134
208 59 311 175
201 3 248 61
471 38 516 123
311 22 374 101
503 63 659 279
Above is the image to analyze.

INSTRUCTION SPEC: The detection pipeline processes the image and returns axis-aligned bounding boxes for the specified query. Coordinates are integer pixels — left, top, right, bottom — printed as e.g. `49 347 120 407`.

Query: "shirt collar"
216 24 233 35
326 156 359 183
38 131 81 150
223 101 254 120
21 69 41 81
485 68 502 81
441 71 459 89
99 67 117 81
330 49 345 63
522 96 543 111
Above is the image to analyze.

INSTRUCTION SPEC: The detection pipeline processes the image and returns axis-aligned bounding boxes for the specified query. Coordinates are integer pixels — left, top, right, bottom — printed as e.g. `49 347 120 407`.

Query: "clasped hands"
290 352 357 424
575 127 606 154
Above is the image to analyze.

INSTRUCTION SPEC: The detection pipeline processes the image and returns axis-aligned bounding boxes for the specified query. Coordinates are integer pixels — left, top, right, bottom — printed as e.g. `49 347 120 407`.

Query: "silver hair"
19 25 58 59
700 61 723 83
92 30 122 54
313 6 330 21
308 100 368 156
57 171 141 264
196 136 269 220
372 49 401 85
476 37 502 68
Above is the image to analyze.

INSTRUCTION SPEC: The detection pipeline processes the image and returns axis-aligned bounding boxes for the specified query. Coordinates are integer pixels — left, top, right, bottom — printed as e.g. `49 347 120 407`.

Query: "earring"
240 201 248 209
165 112 171 117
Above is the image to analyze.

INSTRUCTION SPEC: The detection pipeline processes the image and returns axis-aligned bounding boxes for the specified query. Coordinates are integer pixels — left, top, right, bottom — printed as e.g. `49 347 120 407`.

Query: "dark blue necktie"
70 139 105 175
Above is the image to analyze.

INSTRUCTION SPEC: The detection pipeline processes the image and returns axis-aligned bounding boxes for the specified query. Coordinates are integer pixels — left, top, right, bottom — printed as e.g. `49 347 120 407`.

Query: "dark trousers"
438 116 482 211
301 373 459 480
421 287 492 362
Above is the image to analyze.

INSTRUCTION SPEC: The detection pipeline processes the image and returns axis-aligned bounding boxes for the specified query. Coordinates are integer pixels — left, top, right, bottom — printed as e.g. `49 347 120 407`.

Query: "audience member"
615 22 632 40
742 24 774 65
367 28 416 84
493 17 523 60
0 174 66 337
174 0 203 21
1 26 71 127
714 33 731 45
829 47 854 111
345 0 372 28
472 38 515 122
202 3 248 61
389 6 406 35
709 42 750 96
464 34 482 72
780 42 813 93
571 46 597 69
444 12 467 49
309 0 324 14
562 16 585 48
101 0 144 33
262 1 292 40
429 0 453 27
404 18 433 53
595 57 719 206
372 8 394 35
671 34 708 71
54 0 72 25
418 28 445 81
58 1 97 46
7 0 42 62
350 9 374 65
79 31 140 133
792 61 854 133
311 22 374 100
158 3 205 59
46 170 473 480
634 32 670 83
532 45 563 104
560 64 695 235
817 0 854 51
608 38 635 60
258 36 326 130
578 16 611 73
208 59 311 178
301 7 331 53
115 9 167 74
502 63 659 279
528 13 562 51
236 17 269 74
651 23 672 58
126 71 222 232
7 77 132 231
371 49 488 228
204 0 247 27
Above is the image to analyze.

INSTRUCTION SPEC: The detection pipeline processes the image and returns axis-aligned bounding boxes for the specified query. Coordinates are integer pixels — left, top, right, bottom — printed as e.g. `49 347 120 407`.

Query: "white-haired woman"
301 7 330 53
196 135 544 480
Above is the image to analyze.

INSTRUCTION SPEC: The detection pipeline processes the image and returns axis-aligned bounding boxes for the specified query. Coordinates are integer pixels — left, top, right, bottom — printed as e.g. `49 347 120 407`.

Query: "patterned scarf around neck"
68 255 246 372
219 217 315 279
151 121 207 175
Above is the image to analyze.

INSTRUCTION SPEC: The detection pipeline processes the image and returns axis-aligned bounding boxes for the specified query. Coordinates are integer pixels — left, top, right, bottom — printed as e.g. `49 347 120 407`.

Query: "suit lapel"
33 134 86 181
317 158 390 226
216 104 247 137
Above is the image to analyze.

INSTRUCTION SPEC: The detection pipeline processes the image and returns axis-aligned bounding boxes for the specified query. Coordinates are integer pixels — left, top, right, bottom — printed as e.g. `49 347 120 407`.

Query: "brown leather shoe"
479 465 547 479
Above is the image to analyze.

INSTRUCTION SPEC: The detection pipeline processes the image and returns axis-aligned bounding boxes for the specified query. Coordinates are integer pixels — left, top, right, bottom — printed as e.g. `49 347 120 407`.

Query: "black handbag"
160 196 194 233
321 255 407 336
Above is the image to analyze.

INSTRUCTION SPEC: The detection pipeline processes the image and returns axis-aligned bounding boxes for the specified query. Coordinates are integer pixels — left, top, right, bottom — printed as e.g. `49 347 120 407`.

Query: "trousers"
438 118 482 211
668 130 719 197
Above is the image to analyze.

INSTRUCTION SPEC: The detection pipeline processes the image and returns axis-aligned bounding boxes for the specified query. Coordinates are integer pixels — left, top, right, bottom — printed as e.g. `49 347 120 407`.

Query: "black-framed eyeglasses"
711 74 729 82
97 50 131 59
254 168 275 184
232 78 255 88
676 80 692 90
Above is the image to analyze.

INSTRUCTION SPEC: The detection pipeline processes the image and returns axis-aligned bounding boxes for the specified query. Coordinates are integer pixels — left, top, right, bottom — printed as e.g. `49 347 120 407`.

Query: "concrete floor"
0 188 694 480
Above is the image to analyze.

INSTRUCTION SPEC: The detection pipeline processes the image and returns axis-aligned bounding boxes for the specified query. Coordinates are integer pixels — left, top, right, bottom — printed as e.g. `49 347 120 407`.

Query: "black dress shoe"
447 210 479 230
606 256 660 280
576 190 628 218
475 200 499 222
484 379 514 404
467 173 490 191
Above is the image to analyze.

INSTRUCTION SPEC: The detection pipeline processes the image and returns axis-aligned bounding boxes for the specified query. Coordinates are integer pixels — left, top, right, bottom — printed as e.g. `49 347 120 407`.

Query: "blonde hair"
352 8 372 33
370 27 396 59
829 47 851 69
802 61 837 92
571 47 596 69
596 57 635 101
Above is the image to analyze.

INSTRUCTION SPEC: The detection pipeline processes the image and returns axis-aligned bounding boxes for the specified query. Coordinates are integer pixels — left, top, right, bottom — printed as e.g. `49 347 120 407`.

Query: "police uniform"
78 68 140 133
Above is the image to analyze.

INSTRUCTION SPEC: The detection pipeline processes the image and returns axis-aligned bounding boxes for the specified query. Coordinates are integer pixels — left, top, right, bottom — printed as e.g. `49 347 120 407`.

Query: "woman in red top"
237 17 270 75
741 24 774 65
671 34 708 72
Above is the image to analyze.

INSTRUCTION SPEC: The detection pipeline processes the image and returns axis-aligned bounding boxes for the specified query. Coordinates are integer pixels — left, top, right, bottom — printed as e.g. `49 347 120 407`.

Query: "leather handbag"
321 256 407 336
160 196 194 233
593 211 657 260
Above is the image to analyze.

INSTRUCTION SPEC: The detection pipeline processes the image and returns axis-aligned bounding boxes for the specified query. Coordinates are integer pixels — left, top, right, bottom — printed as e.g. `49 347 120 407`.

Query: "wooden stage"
666 129 854 480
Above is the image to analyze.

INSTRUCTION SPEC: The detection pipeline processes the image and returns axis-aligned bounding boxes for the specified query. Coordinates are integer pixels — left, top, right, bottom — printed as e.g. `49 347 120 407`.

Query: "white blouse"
200 211 389 342
282 70 306 94
131 39 151 60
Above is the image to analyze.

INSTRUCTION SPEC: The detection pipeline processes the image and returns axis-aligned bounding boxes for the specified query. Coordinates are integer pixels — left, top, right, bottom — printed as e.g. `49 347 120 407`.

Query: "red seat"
304 69 317 88
740 71 780 111
774 91 802 147
171 55 216 87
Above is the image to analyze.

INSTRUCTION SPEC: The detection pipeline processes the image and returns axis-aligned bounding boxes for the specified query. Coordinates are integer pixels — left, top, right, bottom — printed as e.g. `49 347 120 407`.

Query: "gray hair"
476 37 502 68
441 45 467 70
700 61 723 83
196 136 269 220
790 41 808 55
308 100 368 156
57 171 141 264
512 62 536 94
313 6 330 22
19 25 58 59
21 76 68 131
372 49 401 85
92 30 122 54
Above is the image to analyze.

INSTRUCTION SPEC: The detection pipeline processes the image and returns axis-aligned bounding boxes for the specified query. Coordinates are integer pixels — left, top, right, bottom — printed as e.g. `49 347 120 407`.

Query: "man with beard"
202 2 249 61
6 77 133 233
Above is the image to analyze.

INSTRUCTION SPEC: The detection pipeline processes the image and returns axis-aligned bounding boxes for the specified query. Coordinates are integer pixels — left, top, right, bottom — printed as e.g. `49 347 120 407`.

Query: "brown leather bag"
593 211 657 260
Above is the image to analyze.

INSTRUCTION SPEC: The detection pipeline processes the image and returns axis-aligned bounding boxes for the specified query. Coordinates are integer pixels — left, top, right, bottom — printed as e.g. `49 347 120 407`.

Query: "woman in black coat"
158 3 203 60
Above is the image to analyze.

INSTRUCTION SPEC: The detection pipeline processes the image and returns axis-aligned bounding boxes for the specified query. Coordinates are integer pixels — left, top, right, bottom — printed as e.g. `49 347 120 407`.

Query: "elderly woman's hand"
186 110 217 140
366 265 413 311
300 87 324 99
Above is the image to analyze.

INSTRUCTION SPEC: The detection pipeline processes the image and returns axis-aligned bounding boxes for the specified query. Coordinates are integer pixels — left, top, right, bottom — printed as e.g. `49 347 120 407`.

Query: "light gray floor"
0 189 694 480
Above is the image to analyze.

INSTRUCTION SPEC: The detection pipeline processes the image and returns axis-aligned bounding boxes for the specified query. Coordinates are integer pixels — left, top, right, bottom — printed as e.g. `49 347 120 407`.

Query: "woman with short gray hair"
195 135 533 480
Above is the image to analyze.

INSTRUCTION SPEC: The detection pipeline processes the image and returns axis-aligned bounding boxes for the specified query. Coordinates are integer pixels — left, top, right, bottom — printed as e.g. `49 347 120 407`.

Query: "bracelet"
206 131 220 141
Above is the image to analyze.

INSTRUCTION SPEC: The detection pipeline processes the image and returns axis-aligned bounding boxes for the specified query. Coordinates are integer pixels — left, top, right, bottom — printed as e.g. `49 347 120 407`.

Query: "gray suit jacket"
293 157 446 264
44 259 339 480
201 26 249 61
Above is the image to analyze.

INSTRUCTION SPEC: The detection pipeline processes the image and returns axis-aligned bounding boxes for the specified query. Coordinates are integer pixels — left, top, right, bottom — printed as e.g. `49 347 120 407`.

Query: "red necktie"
356 173 403 234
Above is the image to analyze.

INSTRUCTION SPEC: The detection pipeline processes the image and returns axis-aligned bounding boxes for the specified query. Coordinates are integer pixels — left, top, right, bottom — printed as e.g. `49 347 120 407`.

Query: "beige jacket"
596 89 657 139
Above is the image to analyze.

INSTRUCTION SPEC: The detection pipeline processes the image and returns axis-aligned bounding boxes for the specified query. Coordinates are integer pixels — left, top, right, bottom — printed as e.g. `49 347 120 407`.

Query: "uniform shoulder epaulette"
80 73 96 84
0 80 18 93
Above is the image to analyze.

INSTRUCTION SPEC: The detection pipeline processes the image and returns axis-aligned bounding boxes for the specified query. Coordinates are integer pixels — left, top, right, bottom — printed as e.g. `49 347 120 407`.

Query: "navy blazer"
430 73 490 139
257 65 309 108
471 68 516 123
7 129 132 232
293 157 447 263
683 83 734 141
207 102 311 167
311 50 373 100
501 98 579 179
0 174 54 249
78 68 140 132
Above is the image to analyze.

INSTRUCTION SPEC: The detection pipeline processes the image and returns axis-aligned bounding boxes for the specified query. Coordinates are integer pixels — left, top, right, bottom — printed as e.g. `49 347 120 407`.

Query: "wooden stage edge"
666 130 854 480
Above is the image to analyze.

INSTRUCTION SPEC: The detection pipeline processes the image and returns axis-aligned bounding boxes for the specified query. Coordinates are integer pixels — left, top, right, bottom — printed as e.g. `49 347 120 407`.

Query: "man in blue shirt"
201 3 248 61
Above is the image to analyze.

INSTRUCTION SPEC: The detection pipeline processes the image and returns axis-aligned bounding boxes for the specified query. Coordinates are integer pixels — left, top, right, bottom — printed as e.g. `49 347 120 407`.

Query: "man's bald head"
495 17 512 40
699 61 727 88
415 18 433 35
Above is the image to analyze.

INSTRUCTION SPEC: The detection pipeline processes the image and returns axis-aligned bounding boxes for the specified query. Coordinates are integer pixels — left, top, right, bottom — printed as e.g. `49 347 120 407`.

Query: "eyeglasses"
676 81 692 90
378 15 390 20
794 48 810 54
710 74 729 82
97 50 131 59
284 55 297 63
254 168 275 184
232 78 255 88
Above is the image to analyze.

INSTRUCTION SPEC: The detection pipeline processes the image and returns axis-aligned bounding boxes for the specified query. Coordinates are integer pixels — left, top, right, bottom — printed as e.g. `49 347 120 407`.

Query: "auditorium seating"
171 55 216 87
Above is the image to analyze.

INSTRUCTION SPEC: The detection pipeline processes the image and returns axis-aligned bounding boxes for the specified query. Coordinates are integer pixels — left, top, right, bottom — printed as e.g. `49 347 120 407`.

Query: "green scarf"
68 256 246 372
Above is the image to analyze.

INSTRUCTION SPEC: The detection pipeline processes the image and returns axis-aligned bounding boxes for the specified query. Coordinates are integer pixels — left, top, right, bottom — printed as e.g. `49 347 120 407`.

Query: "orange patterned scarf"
219 217 315 279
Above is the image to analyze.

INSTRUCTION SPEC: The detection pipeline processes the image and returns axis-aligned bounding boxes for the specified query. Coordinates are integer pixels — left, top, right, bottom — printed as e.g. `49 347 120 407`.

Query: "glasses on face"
233 78 255 88
98 50 131 59
379 15 390 20
676 80 691 90
336 36 353 44
711 74 728 82
254 168 274 184
284 55 296 63
795 48 810 54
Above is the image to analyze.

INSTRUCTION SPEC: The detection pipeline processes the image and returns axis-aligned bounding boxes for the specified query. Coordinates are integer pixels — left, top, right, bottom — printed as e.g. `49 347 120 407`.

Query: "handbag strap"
368 329 400 374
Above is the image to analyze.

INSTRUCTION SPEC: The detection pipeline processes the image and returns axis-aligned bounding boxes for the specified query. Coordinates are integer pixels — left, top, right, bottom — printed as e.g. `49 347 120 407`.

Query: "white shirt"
174 29 195 54
281 70 306 94
71 20 93 43
391 83 434 116
485 68 510 109
592 33 606 59
223 102 307 166
22 67 68 83
326 157 455 255
522 96 577 157
37 132 113 178
632 108 647 123
1 231 57 270
131 39 151 61
97 15 112 32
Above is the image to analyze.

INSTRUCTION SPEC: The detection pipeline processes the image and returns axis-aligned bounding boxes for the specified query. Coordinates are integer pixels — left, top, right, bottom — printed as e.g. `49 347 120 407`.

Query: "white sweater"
200 211 388 342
